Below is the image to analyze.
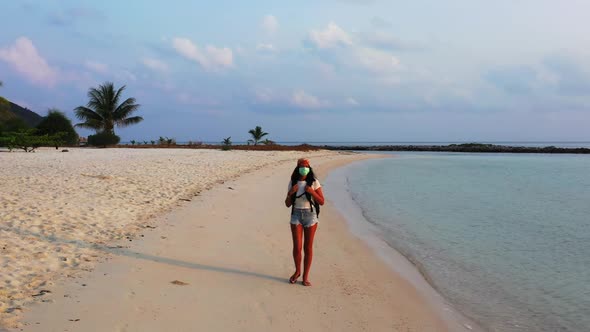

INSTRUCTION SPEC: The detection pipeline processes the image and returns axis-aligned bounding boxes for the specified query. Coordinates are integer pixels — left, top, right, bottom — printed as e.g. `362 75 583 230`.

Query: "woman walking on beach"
285 158 325 286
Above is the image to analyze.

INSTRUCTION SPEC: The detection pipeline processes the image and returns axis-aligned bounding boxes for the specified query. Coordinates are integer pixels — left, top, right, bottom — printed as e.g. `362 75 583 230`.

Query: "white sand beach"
0 148 334 327
1 148 464 331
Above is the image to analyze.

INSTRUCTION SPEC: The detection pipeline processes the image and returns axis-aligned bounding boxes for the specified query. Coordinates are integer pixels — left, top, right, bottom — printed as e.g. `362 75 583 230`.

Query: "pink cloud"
0 37 59 87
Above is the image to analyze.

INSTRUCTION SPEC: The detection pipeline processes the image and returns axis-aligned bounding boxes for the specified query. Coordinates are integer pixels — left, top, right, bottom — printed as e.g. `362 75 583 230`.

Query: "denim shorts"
290 208 318 228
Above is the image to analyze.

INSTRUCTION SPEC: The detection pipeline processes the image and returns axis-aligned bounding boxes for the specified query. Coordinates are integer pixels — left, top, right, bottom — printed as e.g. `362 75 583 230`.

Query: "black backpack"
290 176 320 218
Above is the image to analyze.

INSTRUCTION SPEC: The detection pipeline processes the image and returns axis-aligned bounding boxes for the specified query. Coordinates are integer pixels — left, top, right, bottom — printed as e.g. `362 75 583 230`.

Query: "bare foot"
302 280 312 286
289 272 300 284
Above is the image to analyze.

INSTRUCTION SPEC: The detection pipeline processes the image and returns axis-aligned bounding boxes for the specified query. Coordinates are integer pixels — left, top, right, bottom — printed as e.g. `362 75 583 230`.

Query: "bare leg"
302 223 318 286
290 224 303 283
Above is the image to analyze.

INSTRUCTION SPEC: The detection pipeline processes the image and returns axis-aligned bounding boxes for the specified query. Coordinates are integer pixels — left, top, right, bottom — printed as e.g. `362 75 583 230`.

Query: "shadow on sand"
1 226 288 284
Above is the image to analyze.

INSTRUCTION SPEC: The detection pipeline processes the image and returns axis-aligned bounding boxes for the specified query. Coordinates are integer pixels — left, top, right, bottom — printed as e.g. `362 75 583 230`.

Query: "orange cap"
297 158 310 167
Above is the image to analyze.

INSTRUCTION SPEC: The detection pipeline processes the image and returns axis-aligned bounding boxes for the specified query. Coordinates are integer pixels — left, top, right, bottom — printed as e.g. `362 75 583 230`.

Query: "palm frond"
74 119 103 130
113 98 140 120
75 81 142 134
74 106 103 122
117 116 144 128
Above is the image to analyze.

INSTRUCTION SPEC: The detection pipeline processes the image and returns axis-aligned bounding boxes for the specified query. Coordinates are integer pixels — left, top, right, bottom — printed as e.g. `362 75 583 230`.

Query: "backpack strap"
290 177 320 218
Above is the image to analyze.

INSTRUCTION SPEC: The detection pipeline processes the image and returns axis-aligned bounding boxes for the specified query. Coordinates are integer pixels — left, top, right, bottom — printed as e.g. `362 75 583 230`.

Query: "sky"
1 0 590 142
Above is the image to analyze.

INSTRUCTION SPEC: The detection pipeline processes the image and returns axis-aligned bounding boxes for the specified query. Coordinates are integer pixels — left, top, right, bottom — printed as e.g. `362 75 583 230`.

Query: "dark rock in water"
61 149 69 152
321 143 590 154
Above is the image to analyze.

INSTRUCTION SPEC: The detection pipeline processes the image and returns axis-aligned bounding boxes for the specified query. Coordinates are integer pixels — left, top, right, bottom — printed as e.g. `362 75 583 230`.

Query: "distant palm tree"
248 126 268 145
0 80 3 87
261 139 275 145
74 82 142 135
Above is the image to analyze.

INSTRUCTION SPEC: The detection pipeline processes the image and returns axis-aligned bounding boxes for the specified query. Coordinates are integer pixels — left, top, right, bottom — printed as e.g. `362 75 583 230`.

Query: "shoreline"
8 150 459 331
326 159 482 331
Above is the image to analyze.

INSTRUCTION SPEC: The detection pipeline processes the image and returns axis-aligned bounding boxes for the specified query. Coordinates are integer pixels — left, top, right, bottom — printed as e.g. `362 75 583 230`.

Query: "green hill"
8 101 43 127
0 98 44 128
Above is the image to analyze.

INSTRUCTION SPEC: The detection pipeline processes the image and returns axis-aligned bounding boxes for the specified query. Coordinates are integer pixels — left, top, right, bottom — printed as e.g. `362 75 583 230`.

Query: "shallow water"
334 152 590 331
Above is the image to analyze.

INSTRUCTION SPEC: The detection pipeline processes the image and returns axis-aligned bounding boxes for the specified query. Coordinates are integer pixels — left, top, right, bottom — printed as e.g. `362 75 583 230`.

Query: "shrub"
36 109 79 146
88 132 120 147
1 117 29 133
0 130 60 152
221 136 232 151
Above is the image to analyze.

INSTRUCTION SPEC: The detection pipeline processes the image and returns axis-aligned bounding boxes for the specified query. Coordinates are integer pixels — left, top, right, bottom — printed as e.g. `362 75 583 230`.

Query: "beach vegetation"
221 136 232 150
1 117 29 134
261 139 276 145
87 131 120 148
74 82 143 136
151 140 155 145
0 97 15 129
0 129 63 152
247 126 268 145
35 109 79 146
131 140 136 145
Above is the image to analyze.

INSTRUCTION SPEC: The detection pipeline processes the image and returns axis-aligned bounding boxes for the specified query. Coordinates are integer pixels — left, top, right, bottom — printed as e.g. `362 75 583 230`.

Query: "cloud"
371 16 391 28
254 88 276 103
142 58 169 72
118 70 137 82
48 7 105 26
346 97 359 106
337 0 377 4
307 22 353 49
262 15 279 34
484 57 590 98
291 90 328 109
256 43 277 53
360 30 418 51
354 47 400 73
543 56 590 96
0 37 59 87
304 23 401 75
84 60 109 74
176 93 219 106
172 37 233 71
484 66 537 94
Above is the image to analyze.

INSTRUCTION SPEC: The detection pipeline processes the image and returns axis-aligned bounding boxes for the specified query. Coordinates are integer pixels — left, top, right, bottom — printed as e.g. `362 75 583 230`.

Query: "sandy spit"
0 148 336 327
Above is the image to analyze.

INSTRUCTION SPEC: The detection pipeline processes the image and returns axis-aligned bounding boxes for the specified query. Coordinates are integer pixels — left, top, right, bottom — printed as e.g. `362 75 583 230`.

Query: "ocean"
325 151 590 332
129 141 590 149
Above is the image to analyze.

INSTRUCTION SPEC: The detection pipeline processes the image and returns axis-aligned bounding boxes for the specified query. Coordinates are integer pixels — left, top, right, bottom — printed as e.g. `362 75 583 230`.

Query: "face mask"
298 167 310 176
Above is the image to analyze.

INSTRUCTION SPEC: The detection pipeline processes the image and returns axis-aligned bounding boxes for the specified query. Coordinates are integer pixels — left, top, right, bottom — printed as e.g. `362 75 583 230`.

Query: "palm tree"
247 126 268 145
74 82 142 135
261 139 275 145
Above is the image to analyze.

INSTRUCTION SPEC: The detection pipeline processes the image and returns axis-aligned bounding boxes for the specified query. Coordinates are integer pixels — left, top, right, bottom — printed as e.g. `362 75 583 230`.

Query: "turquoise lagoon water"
328 152 590 331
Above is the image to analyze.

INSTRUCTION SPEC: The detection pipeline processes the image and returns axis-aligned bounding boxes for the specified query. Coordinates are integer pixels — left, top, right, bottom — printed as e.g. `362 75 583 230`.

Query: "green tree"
247 126 268 146
74 82 143 135
87 132 120 147
0 129 60 152
221 136 232 151
261 138 275 145
1 117 29 132
0 96 13 123
36 109 79 145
